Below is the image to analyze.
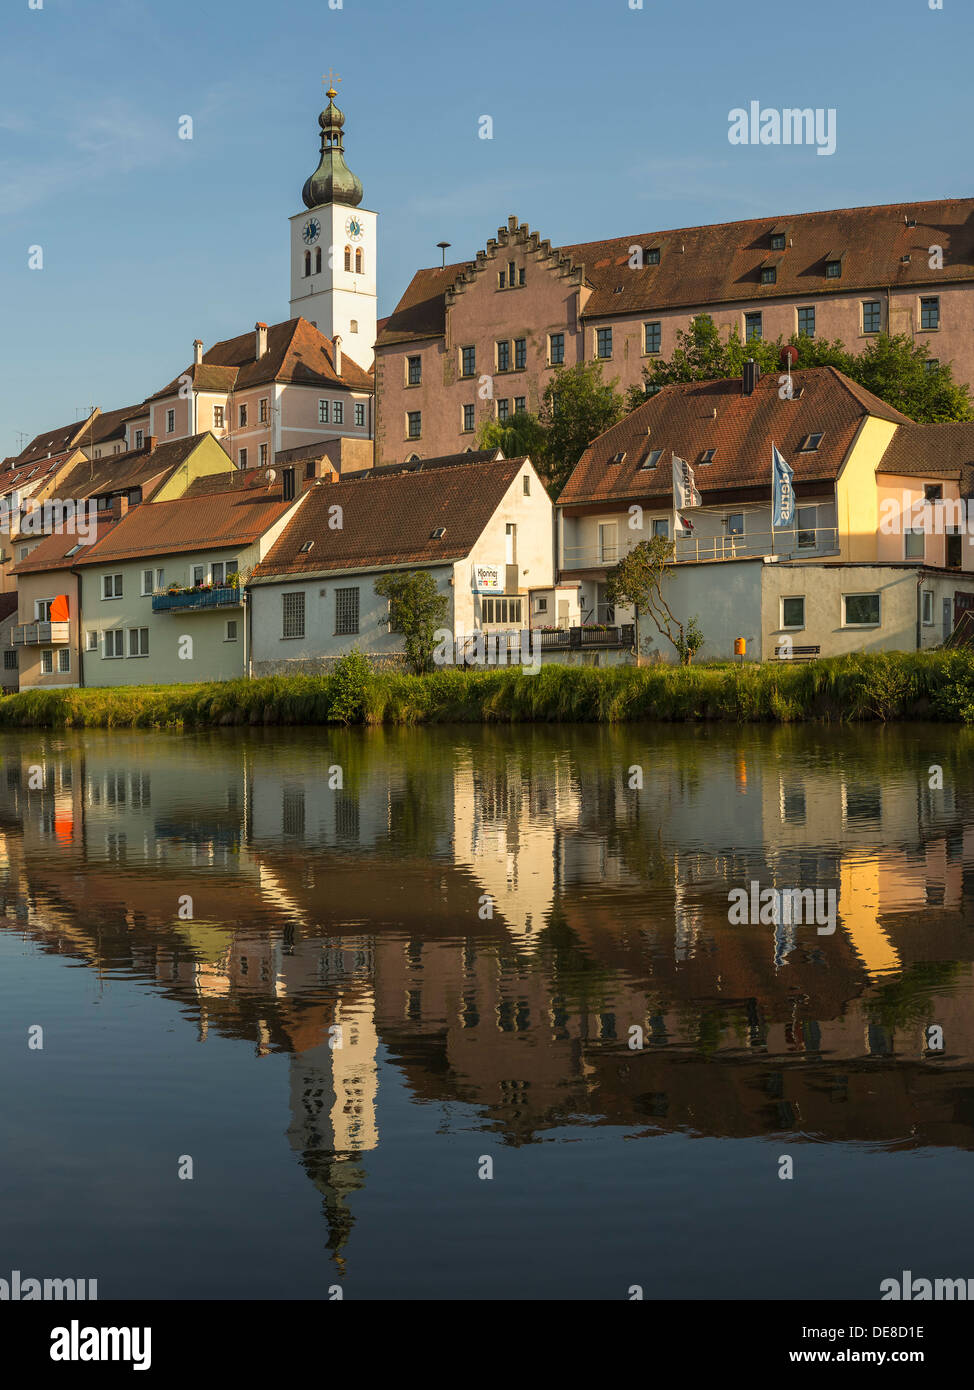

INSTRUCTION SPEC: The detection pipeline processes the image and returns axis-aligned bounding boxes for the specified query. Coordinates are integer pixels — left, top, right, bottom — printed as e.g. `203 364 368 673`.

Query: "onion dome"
302 88 364 210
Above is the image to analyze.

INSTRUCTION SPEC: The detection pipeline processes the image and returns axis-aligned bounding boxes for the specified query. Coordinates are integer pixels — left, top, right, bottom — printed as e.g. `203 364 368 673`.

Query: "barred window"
282 591 305 638
335 587 359 635
482 597 522 624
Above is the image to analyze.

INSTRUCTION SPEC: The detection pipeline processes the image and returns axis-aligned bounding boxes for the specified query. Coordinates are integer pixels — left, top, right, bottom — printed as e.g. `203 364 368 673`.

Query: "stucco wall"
760 562 960 656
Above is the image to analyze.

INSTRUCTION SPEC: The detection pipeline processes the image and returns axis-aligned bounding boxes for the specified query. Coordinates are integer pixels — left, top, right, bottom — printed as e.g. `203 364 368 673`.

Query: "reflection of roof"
559 367 910 506
379 198 974 345
251 454 527 579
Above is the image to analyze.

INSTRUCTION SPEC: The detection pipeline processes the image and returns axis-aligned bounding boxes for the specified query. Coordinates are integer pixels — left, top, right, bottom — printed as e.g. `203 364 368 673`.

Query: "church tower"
288 85 377 364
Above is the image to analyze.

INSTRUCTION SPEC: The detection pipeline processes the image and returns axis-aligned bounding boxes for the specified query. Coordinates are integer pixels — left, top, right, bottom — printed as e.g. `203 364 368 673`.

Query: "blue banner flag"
772 443 795 528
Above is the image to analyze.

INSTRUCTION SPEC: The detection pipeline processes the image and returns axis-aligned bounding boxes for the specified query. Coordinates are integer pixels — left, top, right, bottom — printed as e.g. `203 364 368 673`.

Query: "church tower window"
304 250 311 277
355 248 363 273
315 247 322 273
344 246 352 271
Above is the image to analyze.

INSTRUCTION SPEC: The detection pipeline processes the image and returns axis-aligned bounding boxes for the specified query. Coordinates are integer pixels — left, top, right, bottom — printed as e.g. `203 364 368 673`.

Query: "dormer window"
299 540 315 553
825 260 842 279
799 433 824 452
646 247 661 265
770 233 786 251
430 526 446 539
640 449 663 470
609 451 627 465
699 449 717 464
760 266 777 285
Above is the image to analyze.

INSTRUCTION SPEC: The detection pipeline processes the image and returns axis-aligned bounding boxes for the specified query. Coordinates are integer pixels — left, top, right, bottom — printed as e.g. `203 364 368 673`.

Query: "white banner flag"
672 454 701 511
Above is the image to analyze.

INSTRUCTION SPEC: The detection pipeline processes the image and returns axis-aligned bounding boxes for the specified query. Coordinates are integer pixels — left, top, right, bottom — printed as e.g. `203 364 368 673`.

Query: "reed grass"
0 650 971 730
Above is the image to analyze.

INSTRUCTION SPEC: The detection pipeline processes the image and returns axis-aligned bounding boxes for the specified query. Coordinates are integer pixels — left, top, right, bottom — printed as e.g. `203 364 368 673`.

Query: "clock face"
302 218 320 245
345 216 363 242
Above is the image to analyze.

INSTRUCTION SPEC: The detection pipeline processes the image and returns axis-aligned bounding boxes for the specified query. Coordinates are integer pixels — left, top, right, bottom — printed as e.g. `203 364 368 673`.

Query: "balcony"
12 621 70 646
561 525 840 570
152 586 243 613
455 625 635 663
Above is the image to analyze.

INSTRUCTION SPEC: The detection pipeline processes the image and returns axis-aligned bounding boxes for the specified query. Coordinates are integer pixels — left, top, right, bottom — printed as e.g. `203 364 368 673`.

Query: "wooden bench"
771 644 821 663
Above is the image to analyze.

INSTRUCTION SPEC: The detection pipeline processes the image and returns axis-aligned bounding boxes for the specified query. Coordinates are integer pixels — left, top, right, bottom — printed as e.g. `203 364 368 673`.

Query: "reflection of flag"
772 443 795 528
672 454 701 510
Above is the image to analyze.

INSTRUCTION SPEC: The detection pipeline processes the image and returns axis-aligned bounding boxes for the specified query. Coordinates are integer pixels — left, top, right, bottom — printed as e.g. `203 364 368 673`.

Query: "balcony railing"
455 624 635 662
151 586 243 613
12 621 70 646
561 525 840 569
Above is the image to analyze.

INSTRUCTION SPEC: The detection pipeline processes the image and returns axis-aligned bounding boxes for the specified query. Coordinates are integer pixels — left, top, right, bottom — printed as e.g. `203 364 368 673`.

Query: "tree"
540 361 626 495
374 570 449 675
476 410 548 465
605 536 704 665
631 314 972 423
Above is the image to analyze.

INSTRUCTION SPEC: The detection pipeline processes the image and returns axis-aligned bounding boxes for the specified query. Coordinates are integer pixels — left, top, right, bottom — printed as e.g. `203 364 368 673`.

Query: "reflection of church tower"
288 85 377 362
285 990 378 1275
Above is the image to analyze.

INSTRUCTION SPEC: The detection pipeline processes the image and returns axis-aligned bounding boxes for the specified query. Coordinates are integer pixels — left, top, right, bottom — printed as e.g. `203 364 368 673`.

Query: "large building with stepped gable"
374 201 974 465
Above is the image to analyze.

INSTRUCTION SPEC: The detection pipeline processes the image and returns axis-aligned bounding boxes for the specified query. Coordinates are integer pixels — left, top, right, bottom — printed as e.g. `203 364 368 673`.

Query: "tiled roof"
0 592 19 623
11 518 121 575
379 198 974 344
182 468 278 499
0 451 72 499
89 404 141 446
14 485 298 574
59 433 222 501
12 414 96 466
250 455 527 580
146 318 374 403
558 366 911 506
877 422 974 493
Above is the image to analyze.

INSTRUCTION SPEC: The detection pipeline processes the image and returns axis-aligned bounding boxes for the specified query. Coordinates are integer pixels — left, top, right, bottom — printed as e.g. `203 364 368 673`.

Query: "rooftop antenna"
437 241 451 268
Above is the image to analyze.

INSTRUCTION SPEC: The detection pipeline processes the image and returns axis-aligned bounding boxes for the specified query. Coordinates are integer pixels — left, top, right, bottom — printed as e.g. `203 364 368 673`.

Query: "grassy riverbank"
3 650 974 729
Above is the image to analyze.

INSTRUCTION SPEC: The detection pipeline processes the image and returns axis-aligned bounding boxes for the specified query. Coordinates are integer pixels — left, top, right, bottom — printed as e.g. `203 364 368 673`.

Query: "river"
1 722 973 1299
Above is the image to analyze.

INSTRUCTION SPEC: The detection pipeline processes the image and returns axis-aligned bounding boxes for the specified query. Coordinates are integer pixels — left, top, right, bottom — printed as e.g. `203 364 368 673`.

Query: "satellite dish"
265 469 277 483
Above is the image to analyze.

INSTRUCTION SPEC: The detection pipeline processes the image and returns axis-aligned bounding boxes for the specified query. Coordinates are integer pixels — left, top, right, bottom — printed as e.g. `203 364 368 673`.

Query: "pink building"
121 317 374 472
375 200 974 464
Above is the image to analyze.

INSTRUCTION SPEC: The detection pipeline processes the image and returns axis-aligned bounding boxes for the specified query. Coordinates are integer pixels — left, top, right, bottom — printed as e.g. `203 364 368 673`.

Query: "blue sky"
1 0 970 455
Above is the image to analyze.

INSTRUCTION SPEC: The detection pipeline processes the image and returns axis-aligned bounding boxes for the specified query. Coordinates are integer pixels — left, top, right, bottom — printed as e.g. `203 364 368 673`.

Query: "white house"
247 451 563 671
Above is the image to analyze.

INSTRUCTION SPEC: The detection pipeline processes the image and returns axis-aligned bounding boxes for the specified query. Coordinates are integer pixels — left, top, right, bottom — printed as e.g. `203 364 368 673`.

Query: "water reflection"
3 723 974 1280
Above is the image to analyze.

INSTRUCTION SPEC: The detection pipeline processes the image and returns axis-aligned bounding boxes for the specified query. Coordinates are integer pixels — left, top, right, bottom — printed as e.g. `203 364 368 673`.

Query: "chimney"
742 359 760 396
255 321 268 359
333 334 342 377
193 339 203 365
144 435 157 454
